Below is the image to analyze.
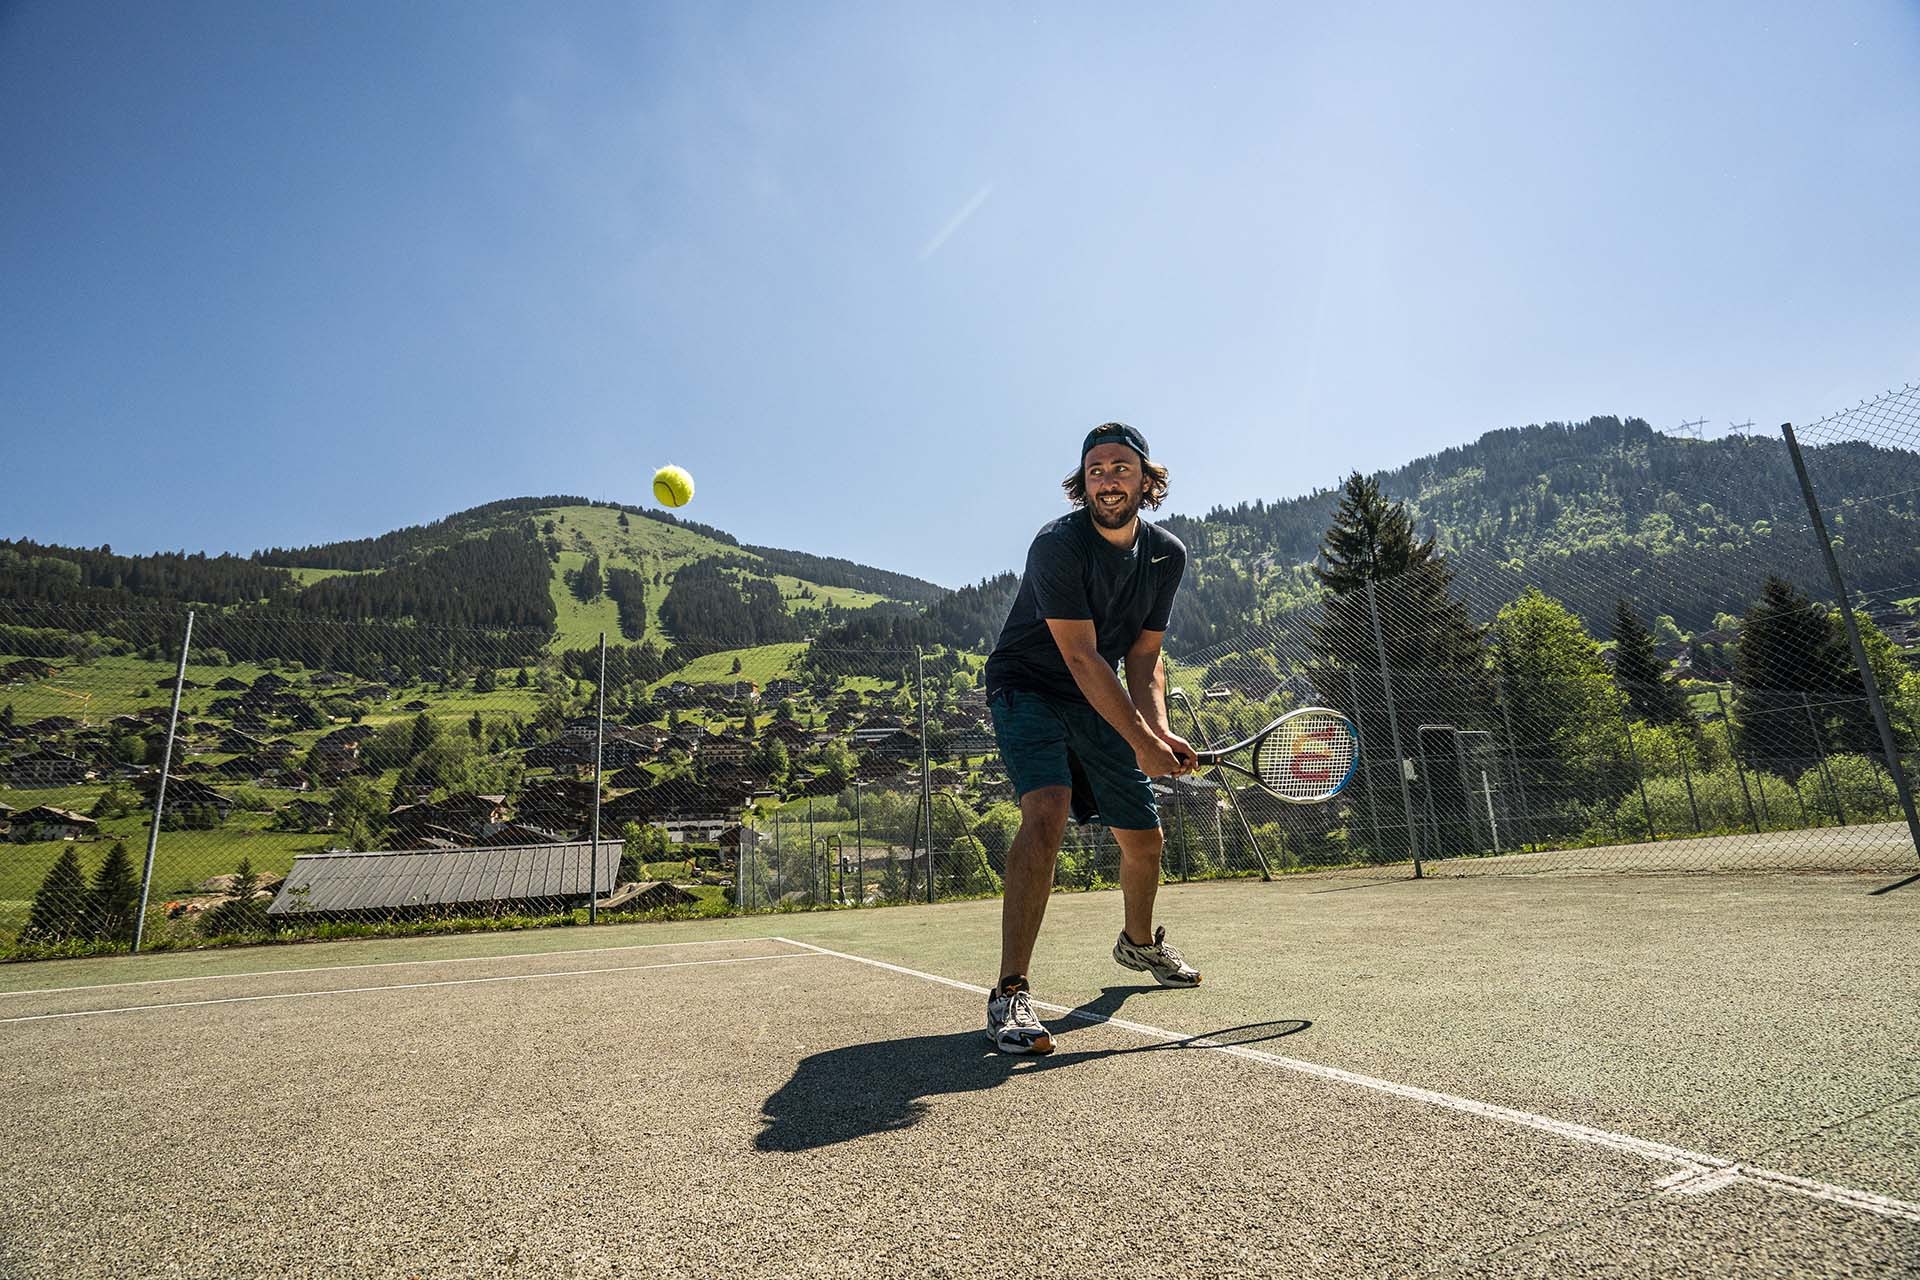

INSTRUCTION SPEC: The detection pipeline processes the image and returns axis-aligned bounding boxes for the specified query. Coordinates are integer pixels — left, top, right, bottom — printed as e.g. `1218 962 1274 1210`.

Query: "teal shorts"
988 688 1160 831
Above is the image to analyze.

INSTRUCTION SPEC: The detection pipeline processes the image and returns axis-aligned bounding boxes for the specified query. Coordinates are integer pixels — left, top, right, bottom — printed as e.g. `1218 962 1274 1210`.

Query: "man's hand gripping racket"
1176 695 1360 804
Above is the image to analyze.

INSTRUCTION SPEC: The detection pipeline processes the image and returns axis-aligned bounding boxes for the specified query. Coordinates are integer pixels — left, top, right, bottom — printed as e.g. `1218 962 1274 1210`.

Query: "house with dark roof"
3 749 93 788
8 806 98 843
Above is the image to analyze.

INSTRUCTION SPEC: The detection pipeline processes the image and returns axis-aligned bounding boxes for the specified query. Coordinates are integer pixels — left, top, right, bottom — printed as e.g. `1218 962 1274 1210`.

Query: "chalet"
311 728 367 772
214 676 249 692
3 749 93 788
354 685 393 701
233 715 274 737
764 720 814 748
526 740 594 769
599 735 653 768
561 716 601 743
658 683 701 709
763 678 803 698
251 672 290 692
156 676 204 692
403 700 432 713
655 815 734 844
699 735 750 765
856 756 913 781
1 658 59 683
134 774 235 819
307 670 347 688
26 716 81 737
852 727 920 760
9 806 97 843
389 793 510 841
606 764 654 790
220 728 270 754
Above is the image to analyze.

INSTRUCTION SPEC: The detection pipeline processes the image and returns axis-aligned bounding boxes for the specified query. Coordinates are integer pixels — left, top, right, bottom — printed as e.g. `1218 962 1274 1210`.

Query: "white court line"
0 935 790 1000
0 951 825 1024
774 937 1920 1227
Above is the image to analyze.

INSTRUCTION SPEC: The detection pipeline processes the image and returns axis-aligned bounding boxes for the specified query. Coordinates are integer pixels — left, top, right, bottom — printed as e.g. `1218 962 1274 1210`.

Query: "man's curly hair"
1062 426 1170 509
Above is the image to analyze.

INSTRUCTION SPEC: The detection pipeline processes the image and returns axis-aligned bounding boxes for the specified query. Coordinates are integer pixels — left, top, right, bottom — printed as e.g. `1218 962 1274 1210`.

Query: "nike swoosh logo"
1151 555 1170 563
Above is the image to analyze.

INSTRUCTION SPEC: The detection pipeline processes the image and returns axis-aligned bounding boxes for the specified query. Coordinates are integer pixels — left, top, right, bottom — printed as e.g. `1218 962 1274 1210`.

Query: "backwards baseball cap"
1080 421 1149 464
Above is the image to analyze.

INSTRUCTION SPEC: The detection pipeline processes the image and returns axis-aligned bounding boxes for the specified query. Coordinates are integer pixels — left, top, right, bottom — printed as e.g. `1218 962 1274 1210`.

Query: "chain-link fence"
5 389 1918 960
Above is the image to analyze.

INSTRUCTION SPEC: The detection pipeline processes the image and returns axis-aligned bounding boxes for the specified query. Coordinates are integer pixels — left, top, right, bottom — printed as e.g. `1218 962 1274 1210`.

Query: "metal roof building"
268 841 618 918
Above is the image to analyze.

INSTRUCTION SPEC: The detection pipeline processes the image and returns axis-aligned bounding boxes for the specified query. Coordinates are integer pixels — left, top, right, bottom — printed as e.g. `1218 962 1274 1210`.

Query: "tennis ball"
653 464 694 508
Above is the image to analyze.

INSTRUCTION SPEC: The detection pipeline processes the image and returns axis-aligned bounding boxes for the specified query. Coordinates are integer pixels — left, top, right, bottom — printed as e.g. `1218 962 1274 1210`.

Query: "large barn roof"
268 841 618 916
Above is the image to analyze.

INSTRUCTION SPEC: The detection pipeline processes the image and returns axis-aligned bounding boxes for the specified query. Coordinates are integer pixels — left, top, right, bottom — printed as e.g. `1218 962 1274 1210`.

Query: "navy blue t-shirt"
983 509 1187 704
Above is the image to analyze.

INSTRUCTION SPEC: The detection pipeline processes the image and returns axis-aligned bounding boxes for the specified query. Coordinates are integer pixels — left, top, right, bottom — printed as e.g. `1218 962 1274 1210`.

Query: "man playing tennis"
982 422 1202 1056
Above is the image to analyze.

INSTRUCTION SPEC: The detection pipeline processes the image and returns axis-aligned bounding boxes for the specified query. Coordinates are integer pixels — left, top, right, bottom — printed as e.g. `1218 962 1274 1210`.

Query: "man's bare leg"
998 786 1070 981
1113 824 1165 945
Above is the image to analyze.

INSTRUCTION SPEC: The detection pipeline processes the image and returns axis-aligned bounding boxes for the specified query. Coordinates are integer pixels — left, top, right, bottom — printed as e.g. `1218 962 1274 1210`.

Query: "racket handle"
1192 749 1223 765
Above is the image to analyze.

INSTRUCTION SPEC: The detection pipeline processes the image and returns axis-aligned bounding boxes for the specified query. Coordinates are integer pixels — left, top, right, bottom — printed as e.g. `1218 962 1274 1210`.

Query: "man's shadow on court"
754 985 1311 1153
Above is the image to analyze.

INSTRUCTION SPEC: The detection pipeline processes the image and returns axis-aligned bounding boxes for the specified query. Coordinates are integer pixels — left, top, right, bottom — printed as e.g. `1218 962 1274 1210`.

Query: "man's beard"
1089 490 1142 529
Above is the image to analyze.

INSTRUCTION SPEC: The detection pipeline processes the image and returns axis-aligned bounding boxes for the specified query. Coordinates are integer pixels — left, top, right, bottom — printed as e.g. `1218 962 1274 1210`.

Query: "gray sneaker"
1112 926 1201 987
985 978 1054 1055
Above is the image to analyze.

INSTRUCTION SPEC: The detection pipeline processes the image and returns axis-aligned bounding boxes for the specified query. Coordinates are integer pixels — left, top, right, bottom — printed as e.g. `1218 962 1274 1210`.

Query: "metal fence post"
132 609 194 955
1676 740 1702 833
589 632 606 924
1366 582 1422 876
1344 667 1384 857
1714 688 1761 832
1783 422 1920 860
915 647 933 903
1801 692 1845 827
1621 710 1656 840
1494 673 1532 846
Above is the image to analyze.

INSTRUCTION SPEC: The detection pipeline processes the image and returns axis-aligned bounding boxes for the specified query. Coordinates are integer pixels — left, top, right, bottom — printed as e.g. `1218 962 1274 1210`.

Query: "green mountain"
0 497 946 675
1157 416 1920 650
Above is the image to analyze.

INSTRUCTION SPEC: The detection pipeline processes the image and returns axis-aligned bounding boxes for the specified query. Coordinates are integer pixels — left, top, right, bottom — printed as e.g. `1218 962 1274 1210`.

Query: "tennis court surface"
4 870 1916 1278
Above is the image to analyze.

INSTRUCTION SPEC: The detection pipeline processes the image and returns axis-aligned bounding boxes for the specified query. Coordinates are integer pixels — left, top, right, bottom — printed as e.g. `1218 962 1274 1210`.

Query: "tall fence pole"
1714 688 1761 833
589 631 606 924
1802 692 1845 827
132 609 194 955
1621 710 1656 840
1494 674 1532 846
1783 422 1920 860
915 648 934 903
1344 667 1384 857
1366 582 1422 876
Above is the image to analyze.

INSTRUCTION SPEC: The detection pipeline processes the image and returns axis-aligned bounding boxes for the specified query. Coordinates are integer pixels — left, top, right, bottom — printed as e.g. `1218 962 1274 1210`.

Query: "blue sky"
4 1 1918 587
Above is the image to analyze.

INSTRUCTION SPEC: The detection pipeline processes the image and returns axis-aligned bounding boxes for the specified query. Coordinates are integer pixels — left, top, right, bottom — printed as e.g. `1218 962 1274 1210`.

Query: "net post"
132 608 193 955
1366 582 1422 876
1781 423 1920 861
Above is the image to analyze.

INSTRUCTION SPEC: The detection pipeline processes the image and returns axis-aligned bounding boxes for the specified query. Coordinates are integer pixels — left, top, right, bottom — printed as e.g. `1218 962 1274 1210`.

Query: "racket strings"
1252 715 1357 801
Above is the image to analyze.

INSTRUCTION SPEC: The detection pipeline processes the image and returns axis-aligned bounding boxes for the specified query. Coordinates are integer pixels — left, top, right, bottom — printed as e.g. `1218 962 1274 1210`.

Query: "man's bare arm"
1123 630 1173 734
1125 631 1196 773
1044 618 1181 777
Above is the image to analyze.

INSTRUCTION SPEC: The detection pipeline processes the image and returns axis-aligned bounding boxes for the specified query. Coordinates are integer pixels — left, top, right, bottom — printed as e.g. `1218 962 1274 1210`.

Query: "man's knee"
1015 787 1072 848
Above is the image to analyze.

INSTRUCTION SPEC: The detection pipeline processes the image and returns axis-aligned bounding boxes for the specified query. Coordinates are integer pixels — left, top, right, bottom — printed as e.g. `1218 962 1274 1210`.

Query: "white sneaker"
985 977 1054 1055
1112 926 1201 987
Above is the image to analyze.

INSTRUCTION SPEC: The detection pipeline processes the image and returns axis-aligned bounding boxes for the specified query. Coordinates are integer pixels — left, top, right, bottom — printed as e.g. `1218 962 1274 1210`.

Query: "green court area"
3 870 1915 1277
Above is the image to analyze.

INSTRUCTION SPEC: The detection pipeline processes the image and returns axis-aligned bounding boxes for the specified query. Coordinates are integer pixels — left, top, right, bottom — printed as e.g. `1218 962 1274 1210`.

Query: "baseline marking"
773 937 1920 1226
0 951 825 1024
0 935 793 1000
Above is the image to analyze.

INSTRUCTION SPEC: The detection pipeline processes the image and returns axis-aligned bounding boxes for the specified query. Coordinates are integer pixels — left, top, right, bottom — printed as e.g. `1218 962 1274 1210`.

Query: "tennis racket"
1185 702 1359 804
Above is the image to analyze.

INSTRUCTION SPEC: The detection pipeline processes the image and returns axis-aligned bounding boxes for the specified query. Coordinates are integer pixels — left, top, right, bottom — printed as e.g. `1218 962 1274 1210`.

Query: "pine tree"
516 667 531 688
25 849 90 942
473 666 497 693
1611 600 1690 724
88 841 141 943
1311 473 1441 592
1731 576 1857 773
